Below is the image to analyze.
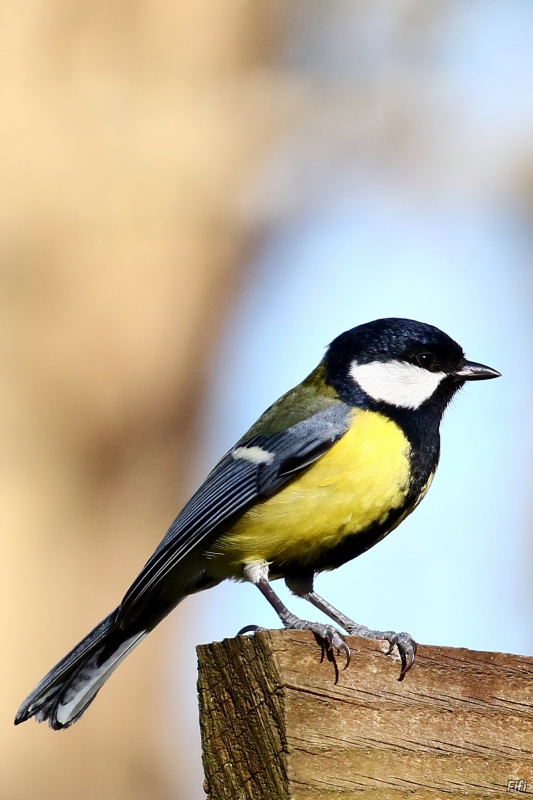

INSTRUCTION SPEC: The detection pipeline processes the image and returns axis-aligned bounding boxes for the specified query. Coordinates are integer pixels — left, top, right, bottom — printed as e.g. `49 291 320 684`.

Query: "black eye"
416 352 436 369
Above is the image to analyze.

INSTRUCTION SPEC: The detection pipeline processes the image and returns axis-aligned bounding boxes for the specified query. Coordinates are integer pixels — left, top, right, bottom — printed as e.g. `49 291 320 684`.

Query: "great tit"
15 317 500 729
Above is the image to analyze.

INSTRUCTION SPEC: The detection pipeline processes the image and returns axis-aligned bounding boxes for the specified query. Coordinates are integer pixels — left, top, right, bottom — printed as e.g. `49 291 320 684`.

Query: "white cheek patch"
350 359 447 409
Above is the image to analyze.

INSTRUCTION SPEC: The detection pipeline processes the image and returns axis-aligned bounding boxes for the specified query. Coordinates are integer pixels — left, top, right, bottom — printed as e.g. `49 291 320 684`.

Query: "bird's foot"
237 616 351 681
342 623 417 680
282 613 351 678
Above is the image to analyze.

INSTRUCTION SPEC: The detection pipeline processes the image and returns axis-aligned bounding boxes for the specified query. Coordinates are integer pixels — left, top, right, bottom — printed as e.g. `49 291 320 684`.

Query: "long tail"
15 609 147 730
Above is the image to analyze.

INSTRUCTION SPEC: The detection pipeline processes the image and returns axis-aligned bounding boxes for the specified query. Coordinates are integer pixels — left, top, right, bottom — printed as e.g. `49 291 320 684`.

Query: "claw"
396 632 417 681
325 629 351 668
237 624 264 636
380 630 417 680
339 640 351 669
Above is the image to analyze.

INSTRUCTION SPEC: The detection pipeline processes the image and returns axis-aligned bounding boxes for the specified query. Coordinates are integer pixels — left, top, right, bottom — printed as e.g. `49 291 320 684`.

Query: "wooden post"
197 629 533 799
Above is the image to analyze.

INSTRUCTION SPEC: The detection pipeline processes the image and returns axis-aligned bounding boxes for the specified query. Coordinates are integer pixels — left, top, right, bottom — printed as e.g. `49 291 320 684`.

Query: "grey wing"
116 403 350 626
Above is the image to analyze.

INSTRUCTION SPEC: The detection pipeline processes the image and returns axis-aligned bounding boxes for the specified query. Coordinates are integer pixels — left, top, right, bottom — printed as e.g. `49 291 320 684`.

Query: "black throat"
382 402 442 505
325 360 461 503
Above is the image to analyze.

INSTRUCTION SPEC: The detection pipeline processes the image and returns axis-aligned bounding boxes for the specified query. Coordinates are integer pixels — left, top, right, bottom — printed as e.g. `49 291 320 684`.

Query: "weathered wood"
197 629 533 799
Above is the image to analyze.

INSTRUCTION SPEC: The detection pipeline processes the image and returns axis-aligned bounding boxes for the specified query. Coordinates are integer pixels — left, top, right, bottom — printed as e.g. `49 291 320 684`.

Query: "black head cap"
324 318 498 412
327 318 464 373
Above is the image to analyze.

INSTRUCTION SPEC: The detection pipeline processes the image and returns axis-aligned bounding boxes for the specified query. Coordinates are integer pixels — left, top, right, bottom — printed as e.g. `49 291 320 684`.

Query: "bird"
15 317 500 730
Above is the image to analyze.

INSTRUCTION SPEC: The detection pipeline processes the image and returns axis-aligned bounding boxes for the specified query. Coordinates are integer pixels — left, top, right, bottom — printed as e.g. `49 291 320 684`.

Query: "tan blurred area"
0 2 290 798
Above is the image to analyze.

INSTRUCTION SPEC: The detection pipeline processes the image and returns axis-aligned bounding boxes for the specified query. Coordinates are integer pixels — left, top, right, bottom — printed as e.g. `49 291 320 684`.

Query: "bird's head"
325 318 500 415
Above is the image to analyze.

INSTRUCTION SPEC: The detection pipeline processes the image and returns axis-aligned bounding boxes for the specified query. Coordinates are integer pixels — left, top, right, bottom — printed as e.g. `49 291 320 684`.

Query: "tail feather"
15 609 147 730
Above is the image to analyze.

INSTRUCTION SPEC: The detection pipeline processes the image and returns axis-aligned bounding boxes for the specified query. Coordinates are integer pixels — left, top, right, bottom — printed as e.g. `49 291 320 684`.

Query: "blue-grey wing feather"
117 403 350 625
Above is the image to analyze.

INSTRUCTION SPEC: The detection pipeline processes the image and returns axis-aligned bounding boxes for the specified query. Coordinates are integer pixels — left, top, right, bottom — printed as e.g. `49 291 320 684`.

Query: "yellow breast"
209 409 412 578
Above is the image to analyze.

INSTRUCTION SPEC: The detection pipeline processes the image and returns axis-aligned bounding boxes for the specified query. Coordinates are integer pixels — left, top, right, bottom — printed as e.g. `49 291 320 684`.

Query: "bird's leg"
307 591 416 679
238 564 350 669
286 576 416 681
254 577 352 668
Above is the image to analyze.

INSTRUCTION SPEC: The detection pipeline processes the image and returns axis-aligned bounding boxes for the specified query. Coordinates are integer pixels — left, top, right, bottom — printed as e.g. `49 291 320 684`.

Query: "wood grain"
197 629 533 799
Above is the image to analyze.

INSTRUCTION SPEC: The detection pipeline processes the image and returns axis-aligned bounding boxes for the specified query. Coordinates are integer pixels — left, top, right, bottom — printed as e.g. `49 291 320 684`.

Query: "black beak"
454 360 501 381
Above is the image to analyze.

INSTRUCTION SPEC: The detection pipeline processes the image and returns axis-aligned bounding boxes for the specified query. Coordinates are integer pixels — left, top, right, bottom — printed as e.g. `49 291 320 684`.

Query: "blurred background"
2 1 533 798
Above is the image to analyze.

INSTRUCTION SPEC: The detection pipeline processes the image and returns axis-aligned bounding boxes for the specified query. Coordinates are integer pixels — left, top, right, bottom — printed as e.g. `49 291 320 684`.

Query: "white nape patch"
55 632 147 726
243 561 269 584
350 359 446 410
232 445 274 465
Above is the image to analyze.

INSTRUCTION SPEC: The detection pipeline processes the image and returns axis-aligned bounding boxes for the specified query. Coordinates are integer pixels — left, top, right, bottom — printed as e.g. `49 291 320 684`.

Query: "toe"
396 632 417 681
383 632 399 655
311 624 351 668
